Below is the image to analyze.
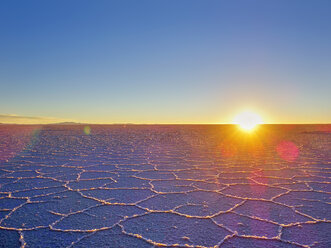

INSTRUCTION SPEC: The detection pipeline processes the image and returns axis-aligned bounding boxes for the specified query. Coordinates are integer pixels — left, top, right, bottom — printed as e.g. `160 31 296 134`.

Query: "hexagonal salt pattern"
0 124 330 247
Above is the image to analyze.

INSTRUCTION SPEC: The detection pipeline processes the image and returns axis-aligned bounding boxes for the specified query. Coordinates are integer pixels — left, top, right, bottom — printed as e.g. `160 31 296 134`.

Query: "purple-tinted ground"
0 124 330 248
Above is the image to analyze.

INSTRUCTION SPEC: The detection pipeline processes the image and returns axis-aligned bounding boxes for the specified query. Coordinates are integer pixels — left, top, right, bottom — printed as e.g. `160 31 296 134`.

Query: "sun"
233 111 263 131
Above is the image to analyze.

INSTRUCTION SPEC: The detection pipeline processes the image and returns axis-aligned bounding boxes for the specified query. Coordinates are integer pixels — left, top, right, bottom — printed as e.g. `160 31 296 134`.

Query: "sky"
0 0 330 124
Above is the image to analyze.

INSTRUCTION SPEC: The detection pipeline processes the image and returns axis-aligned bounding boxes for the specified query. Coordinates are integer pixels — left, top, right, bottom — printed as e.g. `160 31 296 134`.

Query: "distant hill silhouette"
50 122 85 125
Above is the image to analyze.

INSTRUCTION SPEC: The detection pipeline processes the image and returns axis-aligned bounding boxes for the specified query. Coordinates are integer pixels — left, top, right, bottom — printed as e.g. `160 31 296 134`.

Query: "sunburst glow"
233 111 263 131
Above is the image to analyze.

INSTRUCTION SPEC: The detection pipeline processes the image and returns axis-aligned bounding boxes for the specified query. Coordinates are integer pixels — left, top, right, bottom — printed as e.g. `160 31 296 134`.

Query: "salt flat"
0 124 330 248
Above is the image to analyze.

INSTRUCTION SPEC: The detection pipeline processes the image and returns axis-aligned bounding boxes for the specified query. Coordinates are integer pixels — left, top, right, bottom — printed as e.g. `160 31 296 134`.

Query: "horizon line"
1 122 330 125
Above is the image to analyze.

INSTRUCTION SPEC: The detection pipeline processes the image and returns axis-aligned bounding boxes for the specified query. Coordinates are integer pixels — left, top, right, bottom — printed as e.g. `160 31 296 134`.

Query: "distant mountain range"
51 122 85 125
0 122 84 125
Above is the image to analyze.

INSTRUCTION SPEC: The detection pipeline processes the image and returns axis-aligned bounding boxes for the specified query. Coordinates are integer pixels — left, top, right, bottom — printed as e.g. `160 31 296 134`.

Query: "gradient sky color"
1 0 330 124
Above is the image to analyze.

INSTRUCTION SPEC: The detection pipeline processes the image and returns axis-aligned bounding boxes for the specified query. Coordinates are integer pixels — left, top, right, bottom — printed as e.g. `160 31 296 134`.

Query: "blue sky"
0 0 330 124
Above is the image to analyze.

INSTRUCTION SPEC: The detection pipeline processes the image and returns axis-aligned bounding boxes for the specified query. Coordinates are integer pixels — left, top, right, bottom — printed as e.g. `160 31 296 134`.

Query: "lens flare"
276 141 299 162
84 126 91 135
219 142 237 158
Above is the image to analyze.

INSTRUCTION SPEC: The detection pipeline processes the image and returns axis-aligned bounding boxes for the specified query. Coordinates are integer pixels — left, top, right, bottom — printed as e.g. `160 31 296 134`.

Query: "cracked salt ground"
0 125 330 247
